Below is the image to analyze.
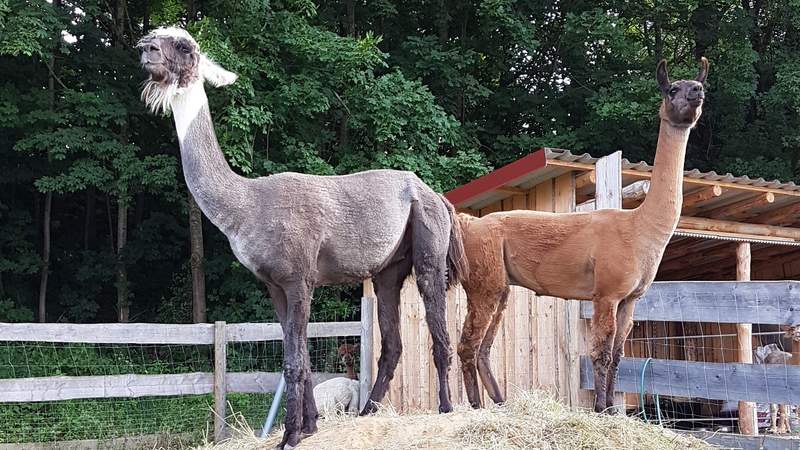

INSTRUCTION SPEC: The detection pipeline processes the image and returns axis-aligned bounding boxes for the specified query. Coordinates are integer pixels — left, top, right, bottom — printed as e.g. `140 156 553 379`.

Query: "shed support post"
360 295 375 410
735 243 757 436
213 321 228 442
594 151 624 412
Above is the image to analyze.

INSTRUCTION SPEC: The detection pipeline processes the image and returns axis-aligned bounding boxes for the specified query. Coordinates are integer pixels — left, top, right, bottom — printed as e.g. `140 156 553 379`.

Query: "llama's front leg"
589 298 618 414
605 297 637 412
277 281 313 450
770 404 779 433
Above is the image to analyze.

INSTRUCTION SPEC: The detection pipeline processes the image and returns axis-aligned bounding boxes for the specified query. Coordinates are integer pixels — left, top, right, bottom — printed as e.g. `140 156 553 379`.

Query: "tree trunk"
38 192 52 323
116 200 129 322
436 0 449 44
142 0 150 33
345 0 355 37
84 187 96 250
188 193 206 323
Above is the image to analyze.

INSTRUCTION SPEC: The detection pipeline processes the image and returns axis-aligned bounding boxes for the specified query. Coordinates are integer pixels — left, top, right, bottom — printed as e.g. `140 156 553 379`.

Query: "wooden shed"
364 148 800 423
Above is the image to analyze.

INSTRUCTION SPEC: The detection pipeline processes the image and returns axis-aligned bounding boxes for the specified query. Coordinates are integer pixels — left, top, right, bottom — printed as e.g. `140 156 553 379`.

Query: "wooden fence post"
360 296 375 410
735 243 757 436
213 321 227 442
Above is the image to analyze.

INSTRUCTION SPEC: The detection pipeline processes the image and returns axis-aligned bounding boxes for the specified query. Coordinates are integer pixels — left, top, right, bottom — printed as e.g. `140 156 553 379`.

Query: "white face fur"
138 27 237 116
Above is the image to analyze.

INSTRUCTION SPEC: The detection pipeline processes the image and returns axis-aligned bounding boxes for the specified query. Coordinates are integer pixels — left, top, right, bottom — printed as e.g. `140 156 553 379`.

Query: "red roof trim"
444 149 547 207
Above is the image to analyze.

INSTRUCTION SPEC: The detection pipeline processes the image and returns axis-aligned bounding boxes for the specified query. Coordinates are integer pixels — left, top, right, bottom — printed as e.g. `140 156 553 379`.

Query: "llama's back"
313 377 360 417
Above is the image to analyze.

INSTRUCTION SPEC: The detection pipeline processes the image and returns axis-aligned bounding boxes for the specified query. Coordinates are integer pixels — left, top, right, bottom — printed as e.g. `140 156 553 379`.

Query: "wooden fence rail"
0 318 371 443
580 281 800 325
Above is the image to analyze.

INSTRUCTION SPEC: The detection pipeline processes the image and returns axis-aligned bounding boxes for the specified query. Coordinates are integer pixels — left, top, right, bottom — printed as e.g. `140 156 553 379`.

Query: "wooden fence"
0 296 375 443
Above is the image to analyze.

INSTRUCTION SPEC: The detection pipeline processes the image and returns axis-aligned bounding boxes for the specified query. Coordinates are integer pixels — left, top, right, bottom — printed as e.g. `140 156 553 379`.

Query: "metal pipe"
260 374 286 438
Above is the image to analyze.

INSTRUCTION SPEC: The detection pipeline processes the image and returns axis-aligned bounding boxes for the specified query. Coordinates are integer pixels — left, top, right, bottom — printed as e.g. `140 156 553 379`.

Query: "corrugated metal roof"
545 148 800 193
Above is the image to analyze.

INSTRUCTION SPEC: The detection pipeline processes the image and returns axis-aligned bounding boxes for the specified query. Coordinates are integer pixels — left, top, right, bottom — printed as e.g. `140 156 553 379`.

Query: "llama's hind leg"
416 265 453 413
360 257 412 415
458 294 496 409
477 287 510 405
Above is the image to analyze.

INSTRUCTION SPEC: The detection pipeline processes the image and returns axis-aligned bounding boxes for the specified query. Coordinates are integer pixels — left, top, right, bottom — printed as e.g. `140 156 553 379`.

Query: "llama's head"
137 27 237 114
338 343 358 367
657 57 708 128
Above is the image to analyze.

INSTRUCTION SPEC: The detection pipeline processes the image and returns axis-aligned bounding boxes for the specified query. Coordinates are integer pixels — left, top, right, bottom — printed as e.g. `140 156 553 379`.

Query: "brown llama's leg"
458 291 497 409
277 280 313 450
360 257 411 415
770 404 779 433
589 298 618 414
604 296 637 412
477 287 510 405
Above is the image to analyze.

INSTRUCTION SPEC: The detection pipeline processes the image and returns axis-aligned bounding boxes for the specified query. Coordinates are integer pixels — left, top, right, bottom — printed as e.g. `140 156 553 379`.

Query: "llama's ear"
696 56 709 84
656 59 670 96
200 55 238 87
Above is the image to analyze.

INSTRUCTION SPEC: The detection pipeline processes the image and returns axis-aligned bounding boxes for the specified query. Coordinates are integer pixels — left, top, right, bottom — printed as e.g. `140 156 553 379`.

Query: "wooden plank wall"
370 173 594 412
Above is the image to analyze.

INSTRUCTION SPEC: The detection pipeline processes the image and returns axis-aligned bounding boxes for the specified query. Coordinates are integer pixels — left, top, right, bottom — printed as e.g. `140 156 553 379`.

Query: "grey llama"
137 28 468 449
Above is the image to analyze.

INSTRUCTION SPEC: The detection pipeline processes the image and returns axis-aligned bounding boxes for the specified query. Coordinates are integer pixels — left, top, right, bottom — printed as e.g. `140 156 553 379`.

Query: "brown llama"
456 58 708 413
339 343 358 380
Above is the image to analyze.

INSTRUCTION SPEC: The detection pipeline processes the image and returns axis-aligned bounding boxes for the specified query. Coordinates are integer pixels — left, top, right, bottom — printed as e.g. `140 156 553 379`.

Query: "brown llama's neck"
633 117 692 242
172 83 247 235
345 362 358 380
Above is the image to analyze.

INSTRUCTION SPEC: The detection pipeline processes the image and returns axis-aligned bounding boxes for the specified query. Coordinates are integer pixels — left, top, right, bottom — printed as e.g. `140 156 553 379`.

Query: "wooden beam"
577 180 650 211
574 170 595 191
658 246 734 273
678 216 800 241
547 158 800 198
706 192 775 220
736 243 757 436
681 185 723 215
495 185 527 194
580 281 800 325
226 321 360 342
580 356 800 404
755 201 800 226
213 321 227 442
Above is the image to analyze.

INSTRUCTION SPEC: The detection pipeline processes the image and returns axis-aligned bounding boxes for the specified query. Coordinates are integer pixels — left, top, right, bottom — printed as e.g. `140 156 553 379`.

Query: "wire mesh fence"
623 320 799 437
0 315 362 445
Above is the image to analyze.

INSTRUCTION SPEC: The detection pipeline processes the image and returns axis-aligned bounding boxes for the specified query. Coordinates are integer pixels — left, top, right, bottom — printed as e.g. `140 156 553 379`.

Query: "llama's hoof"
359 402 378 416
439 403 453 414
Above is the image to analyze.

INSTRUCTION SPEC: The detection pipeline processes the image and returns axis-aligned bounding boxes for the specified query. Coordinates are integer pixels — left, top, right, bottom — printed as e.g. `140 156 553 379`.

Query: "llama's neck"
345 363 357 380
634 118 691 240
172 84 247 234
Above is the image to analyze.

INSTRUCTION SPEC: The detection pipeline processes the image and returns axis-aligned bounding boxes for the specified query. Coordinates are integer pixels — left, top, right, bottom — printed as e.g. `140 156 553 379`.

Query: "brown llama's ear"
696 56 709 84
656 59 670 96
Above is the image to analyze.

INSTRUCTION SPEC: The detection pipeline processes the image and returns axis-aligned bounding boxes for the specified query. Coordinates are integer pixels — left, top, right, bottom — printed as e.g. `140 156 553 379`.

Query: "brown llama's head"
137 27 237 114
338 343 358 367
657 57 708 128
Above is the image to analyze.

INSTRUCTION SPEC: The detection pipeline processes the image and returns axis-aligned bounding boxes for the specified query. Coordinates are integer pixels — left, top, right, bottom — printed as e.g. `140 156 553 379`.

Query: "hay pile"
198 391 715 450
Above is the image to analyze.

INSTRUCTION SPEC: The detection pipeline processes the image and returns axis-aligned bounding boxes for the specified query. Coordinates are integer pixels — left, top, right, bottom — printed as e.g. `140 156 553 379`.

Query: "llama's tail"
440 195 469 288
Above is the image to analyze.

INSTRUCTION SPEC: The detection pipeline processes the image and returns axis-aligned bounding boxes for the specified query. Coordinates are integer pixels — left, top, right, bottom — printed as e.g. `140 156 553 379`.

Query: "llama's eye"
669 87 678 96
177 43 191 54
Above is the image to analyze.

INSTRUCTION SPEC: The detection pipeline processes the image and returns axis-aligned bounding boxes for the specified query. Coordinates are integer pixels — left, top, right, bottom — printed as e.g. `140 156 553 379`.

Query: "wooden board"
580 356 800 404
0 322 362 345
359 296 374 410
581 281 800 325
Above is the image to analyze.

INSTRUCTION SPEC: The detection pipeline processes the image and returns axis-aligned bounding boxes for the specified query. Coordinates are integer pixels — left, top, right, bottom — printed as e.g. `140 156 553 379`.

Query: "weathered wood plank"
680 431 800 450
580 281 800 325
0 371 345 403
0 321 362 345
0 323 214 344
580 356 800 404
595 151 622 210
359 296 374 410
0 373 215 402
213 322 227 442
226 321 361 342
226 372 341 394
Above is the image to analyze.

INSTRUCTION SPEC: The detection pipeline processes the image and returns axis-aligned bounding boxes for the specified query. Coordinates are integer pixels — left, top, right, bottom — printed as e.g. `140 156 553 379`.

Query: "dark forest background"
2 0 799 324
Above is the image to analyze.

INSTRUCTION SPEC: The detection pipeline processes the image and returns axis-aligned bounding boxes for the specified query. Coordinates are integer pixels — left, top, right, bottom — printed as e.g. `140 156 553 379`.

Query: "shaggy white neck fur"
171 81 207 142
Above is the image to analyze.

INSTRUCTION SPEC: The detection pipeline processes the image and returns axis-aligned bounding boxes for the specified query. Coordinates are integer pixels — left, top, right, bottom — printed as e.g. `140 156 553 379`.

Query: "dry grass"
195 390 716 450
